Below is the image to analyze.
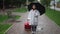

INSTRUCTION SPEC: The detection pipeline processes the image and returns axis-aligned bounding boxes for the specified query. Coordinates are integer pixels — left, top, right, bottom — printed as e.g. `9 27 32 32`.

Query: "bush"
40 0 51 7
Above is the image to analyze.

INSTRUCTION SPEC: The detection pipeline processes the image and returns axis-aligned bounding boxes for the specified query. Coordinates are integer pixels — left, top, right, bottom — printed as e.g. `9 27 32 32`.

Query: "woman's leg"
34 25 37 31
31 25 37 31
31 25 37 34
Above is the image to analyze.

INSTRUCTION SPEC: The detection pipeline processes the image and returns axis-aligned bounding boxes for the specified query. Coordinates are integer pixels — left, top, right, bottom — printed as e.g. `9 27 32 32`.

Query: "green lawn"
0 15 8 22
0 24 12 34
45 8 60 26
0 15 20 23
13 7 27 13
15 16 21 19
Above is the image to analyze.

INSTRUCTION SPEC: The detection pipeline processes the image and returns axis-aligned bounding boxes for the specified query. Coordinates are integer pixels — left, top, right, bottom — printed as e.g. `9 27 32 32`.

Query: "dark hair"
28 3 37 10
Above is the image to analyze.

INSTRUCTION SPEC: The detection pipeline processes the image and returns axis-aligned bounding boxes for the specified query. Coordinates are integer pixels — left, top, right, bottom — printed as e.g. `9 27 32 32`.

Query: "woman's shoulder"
30 9 33 11
28 9 33 14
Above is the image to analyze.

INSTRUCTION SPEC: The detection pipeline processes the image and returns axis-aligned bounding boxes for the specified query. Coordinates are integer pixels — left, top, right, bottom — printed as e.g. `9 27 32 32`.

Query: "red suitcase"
24 22 31 29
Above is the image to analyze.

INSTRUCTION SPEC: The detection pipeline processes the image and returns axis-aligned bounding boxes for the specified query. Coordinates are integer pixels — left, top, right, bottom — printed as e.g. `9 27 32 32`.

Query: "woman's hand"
27 18 31 21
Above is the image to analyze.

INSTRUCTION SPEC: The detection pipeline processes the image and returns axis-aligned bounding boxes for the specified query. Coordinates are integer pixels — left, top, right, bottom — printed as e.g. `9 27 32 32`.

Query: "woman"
27 4 40 34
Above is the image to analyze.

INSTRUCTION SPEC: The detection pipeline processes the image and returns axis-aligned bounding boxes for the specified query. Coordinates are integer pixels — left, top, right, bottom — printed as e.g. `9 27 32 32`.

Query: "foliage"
13 7 27 13
0 15 8 22
40 0 51 7
0 0 35 9
29 0 35 2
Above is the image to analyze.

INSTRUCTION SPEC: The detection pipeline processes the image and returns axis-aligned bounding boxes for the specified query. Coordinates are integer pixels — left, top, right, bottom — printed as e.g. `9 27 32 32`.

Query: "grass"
13 7 27 13
0 15 20 23
45 8 60 26
15 16 21 19
0 24 12 34
0 15 8 22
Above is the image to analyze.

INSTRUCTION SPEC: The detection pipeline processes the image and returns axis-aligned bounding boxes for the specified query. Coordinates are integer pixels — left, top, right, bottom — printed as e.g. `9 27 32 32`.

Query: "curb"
50 6 60 11
4 24 14 34
46 15 60 28
52 21 60 28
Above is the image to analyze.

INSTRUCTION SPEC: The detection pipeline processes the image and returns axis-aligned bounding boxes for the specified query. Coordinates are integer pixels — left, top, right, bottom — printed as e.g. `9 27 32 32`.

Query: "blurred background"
0 0 60 34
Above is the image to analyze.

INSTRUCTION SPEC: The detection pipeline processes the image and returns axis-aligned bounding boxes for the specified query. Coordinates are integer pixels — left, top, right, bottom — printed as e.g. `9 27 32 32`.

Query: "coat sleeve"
36 10 40 16
38 11 40 16
27 10 32 21
27 10 33 25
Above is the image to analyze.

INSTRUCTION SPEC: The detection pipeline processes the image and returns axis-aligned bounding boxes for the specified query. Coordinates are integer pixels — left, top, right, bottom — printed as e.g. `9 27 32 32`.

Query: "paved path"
6 12 60 34
50 6 60 11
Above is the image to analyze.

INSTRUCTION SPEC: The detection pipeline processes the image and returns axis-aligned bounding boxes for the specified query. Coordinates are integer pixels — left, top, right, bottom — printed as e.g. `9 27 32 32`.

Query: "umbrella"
28 2 45 15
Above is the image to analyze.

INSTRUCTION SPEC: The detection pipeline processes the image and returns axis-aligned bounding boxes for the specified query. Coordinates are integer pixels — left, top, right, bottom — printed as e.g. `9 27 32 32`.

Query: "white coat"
27 9 40 25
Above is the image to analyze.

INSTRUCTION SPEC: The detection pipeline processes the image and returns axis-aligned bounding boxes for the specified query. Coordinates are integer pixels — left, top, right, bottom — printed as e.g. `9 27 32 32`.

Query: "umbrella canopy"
28 2 45 15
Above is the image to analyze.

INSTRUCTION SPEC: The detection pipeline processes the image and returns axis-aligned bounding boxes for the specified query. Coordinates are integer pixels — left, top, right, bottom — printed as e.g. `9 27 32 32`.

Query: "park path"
6 12 60 34
50 6 60 11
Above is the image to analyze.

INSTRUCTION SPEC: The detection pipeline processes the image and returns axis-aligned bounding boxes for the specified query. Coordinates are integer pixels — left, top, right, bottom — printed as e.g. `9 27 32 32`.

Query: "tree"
29 0 35 2
0 0 3 9
0 0 35 9
40 0 51 7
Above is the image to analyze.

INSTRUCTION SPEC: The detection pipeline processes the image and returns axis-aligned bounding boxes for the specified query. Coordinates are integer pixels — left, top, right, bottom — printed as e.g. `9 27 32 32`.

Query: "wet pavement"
6 12 60 34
